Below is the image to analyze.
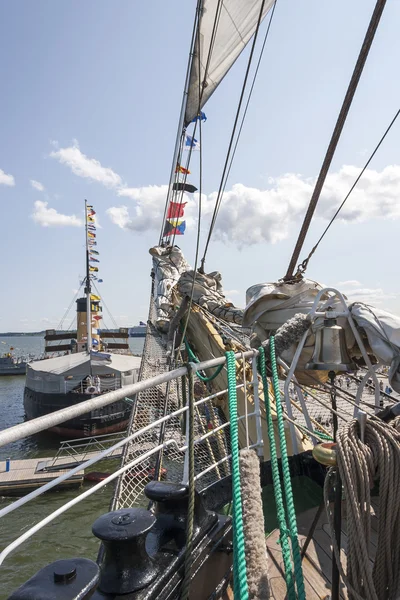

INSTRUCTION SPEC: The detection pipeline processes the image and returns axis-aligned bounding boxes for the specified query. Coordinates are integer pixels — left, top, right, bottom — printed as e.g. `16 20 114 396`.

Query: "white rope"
325 417 400 600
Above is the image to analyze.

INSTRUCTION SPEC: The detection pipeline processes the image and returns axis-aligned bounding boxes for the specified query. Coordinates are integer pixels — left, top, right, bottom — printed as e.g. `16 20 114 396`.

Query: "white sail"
185 0 274 125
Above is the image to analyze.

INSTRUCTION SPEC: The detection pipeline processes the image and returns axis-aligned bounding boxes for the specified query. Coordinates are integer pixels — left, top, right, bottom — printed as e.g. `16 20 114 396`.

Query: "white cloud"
337 280 361 287
30 179 44 192
50 141 122 188
0 168 15 186
109 185 170 231
107 206 130 229
32 201 83 227
106 165 400 247
225 289 240 297
340 285 398 306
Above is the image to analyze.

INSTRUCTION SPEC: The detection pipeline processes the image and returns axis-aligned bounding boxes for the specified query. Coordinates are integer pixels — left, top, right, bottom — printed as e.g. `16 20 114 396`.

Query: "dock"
0 457 84 496
0 448 123 496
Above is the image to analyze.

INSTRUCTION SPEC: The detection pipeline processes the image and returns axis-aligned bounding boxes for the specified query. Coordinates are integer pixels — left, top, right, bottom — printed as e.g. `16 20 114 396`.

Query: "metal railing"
0 369 259 567
63 377 122 394
0 289 382 574
45 432 127 469
0 350 259 448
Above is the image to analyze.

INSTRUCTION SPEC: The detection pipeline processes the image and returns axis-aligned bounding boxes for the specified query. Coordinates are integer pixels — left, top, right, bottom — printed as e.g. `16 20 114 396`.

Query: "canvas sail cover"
177 269 243 324
185 0 275 125
150 245 190 331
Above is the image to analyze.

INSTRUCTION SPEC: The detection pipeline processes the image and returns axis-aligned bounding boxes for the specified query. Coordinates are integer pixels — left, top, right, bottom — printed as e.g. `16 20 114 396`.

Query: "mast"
85 199 92 354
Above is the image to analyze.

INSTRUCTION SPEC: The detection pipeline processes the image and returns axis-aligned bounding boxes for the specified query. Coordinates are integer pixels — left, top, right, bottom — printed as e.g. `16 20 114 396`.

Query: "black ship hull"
23 387 132 438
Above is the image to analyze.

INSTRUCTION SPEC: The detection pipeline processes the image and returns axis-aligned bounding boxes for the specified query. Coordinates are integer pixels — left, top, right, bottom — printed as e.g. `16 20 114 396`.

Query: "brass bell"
305 318 356 372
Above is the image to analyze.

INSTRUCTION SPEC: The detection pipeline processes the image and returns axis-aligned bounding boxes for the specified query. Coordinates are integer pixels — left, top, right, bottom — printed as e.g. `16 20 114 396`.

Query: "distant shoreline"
0 332 44 337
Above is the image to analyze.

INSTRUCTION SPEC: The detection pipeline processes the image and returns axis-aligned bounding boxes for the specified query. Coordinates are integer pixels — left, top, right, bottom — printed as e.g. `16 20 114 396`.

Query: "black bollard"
7 558 99 600
92 507 159 595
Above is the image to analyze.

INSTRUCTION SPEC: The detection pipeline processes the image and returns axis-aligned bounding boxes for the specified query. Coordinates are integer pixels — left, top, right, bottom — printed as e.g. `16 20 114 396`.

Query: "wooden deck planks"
219 500 380 598
263 500 378 600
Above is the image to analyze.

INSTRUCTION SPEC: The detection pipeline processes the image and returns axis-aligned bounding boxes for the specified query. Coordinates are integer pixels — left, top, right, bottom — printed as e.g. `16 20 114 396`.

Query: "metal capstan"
305 317 356 372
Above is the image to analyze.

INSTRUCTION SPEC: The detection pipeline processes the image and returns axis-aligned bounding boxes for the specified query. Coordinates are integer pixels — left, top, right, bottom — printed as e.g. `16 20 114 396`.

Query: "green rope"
267 338 306 599
295 423 333 442
180 367 195 600
258 346 296 600
226 350 249 600
184 337 224 382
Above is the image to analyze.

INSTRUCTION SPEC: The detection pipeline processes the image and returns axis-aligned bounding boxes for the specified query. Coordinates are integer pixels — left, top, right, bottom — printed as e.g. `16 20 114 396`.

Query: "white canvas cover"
243 279 355 384
350 303 400 393
185 0 275 124
150 245 190 330
177 270 243 324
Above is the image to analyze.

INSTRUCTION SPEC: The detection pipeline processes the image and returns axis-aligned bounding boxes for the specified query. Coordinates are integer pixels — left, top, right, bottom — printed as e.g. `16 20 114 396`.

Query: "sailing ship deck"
223 498 379 599
266 498 379 599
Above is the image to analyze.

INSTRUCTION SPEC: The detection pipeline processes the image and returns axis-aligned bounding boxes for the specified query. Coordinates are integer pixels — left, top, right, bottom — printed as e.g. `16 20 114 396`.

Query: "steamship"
23 202 141 437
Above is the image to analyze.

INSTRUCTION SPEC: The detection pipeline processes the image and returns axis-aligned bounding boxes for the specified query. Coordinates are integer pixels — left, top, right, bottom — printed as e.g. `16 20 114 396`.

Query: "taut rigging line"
284 0 387 282
199 0 269 273
297 107 400 276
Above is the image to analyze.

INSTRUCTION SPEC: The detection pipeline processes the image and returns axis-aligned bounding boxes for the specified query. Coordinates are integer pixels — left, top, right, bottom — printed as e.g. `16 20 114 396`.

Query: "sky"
0 0 400 332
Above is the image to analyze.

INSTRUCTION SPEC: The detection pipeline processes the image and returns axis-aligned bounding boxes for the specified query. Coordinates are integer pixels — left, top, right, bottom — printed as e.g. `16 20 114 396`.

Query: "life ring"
86 385 97 394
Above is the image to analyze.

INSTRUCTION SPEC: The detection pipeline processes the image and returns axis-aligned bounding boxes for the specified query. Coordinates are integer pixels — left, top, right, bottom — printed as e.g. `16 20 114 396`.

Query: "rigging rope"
200 0 269 273
268 338 306 599
325 417 400 600
178 33 205 345
184 337 224 382
203 0 279 264
180 367 195 600
57 283 83 330
160 0 223 244
258 346 296 600
298 107 400 276
158 0 202 244
226 350 249 600
284 0 387 281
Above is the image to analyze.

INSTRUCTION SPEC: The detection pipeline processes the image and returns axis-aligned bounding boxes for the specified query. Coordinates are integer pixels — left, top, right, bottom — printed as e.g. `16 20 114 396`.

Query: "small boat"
0 350 28 376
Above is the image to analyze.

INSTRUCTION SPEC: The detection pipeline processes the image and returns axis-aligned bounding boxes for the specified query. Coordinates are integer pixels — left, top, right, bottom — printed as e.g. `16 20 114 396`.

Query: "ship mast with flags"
84 201 101 353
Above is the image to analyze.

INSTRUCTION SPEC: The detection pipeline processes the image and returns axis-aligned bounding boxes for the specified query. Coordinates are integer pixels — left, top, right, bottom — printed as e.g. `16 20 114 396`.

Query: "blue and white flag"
184 134 200 151
91 350 112 362
191 111 207 123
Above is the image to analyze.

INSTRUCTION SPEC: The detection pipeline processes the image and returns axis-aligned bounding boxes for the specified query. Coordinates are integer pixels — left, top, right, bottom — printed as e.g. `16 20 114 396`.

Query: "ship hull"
0 368 26 376
23 387 132 438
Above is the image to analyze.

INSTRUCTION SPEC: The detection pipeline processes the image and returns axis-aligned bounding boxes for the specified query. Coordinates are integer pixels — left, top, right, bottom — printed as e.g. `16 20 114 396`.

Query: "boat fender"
86 385 97 394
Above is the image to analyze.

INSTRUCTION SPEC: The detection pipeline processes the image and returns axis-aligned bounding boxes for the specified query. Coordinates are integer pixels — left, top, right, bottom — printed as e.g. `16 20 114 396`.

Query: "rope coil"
325 417 400 600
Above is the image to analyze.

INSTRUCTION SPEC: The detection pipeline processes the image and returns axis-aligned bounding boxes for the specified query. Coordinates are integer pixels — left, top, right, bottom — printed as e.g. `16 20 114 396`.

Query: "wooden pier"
0 448 122 496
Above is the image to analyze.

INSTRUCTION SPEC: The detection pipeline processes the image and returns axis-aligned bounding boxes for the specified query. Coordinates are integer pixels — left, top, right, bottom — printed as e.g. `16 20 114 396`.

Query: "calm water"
0 336 144 598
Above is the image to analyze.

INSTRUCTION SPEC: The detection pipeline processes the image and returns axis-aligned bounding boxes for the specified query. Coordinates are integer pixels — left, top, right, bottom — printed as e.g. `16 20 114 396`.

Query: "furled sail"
184 0 275 125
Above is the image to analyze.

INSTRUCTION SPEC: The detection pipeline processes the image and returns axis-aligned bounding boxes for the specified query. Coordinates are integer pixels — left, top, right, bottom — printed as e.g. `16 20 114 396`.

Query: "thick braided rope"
269 337 306 599
325 417 400 600
226 350 249 600
180 367 195 600
258 346 296 600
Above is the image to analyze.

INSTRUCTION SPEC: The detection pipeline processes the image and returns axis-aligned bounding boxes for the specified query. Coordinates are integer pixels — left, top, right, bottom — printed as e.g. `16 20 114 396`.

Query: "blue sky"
0 0 399 332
